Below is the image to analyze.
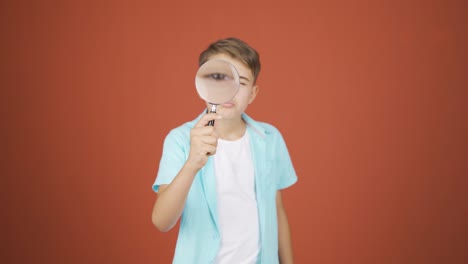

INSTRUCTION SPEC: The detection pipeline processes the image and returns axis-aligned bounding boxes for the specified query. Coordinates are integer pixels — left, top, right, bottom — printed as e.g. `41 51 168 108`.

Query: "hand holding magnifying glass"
195 59 240 126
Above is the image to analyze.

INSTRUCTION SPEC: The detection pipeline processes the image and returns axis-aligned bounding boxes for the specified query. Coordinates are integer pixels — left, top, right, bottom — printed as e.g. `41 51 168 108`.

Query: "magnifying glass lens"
195 60 240 105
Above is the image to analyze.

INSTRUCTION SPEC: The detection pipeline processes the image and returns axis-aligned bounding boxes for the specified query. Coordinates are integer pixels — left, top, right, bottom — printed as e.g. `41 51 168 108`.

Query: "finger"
190 136 217 154
199 135 218 145
191 126 217 137
194 113 222 128
205 145 217 156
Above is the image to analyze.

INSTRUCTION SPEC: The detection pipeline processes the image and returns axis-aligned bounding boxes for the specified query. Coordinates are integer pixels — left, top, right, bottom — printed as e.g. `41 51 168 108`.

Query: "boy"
151 37 297 264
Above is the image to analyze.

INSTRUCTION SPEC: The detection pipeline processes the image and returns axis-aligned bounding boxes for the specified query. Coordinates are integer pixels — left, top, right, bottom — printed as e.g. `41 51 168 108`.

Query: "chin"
217 108 240 119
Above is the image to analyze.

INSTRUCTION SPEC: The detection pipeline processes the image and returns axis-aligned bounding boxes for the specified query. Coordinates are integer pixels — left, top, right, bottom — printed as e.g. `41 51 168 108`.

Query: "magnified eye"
208 73 230 81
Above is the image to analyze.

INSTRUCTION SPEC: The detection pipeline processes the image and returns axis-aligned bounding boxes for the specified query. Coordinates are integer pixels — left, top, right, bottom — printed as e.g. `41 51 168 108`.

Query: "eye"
209 73 229 80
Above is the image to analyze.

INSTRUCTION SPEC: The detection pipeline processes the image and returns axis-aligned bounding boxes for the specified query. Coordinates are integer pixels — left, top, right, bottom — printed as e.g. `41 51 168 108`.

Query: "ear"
248 85 259 104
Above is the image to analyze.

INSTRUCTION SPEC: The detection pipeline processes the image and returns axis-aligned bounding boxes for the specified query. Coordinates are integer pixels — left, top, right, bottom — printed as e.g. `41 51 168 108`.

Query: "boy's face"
204 53 258 121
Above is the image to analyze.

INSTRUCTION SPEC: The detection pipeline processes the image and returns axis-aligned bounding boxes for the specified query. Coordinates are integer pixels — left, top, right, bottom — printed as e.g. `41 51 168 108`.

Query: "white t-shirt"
214 131 260 264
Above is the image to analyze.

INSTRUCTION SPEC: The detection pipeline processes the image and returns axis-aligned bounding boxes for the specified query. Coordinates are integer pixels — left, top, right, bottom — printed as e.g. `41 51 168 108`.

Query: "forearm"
152 162 199 232
277 193 294 264
152 113 219 232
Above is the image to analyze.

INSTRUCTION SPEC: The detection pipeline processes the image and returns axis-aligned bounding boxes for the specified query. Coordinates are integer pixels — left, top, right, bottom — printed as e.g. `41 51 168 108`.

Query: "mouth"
221 102 235 108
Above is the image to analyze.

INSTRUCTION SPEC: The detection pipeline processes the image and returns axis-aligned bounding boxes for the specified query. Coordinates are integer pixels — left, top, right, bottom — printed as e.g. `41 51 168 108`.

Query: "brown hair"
198 37 261 84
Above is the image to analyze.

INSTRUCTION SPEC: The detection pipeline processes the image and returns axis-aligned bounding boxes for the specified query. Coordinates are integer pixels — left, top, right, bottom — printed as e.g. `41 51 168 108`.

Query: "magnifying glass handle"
207 104 217 126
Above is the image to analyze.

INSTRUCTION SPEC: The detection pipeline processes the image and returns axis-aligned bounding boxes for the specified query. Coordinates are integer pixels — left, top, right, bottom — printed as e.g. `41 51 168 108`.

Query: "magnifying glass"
195 59 240 126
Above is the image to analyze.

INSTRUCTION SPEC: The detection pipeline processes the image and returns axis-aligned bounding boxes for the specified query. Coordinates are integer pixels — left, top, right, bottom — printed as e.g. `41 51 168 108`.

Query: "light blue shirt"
153 112 297 264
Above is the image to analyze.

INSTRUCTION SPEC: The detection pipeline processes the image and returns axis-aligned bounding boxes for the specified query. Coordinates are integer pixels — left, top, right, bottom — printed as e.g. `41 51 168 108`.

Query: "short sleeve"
275 131 298 190
152 129 188 192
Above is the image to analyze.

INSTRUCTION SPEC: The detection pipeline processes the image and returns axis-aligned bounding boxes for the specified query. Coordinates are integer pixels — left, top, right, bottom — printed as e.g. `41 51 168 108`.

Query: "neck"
215 117 246 141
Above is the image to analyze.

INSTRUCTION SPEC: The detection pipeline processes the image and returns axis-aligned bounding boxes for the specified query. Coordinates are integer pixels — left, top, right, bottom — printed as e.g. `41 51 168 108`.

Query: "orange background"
2 0 467 263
